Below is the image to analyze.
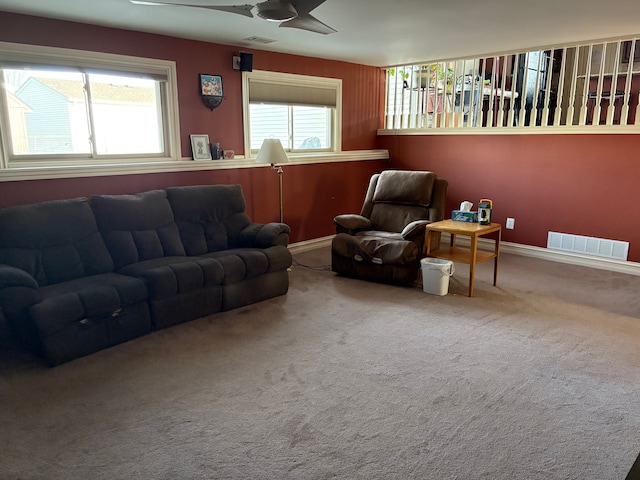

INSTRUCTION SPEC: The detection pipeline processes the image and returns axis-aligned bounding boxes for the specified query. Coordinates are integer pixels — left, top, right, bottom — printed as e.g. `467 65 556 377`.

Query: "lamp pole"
274 164 284 223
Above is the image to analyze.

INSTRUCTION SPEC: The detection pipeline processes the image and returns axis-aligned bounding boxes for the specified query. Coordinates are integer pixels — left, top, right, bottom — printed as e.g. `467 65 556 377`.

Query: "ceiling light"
256 1 298 21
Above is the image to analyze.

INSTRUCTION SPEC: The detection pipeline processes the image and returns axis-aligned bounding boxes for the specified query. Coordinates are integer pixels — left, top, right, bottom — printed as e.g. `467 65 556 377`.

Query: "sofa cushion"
204 246 291 284
91 190 186 269
0 198 113 286
117 256 224 298
30 273 148 338
166 185 252 254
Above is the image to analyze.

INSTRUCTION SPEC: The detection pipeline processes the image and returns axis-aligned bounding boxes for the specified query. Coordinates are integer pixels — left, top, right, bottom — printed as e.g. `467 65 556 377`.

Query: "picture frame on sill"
190 134 212 160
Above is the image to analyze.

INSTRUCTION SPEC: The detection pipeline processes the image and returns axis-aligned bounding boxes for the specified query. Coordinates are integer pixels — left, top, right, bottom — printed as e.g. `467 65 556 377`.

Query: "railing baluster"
578 44 593 126
621 41 636 125
566 47 580 125
486 58 497 127
507 54 519 128
593 44 606 125
531 51 543 125
497 55 508 127
554 48 567 126
478 58 488 127
518 53 529 127
542 50 554 126
606 42 621 125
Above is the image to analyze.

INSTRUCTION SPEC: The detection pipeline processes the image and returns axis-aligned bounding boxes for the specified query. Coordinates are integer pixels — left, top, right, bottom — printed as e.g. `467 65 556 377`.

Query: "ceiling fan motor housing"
256 0 298 21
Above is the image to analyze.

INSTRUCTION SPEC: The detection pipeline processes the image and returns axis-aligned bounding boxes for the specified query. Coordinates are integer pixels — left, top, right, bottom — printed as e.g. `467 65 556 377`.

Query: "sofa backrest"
361 170 438 232
0 198 114 286
166 185 252 255
91 189 186 269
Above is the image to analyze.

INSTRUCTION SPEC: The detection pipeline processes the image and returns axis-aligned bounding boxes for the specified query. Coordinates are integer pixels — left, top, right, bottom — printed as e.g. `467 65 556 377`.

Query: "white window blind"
243 70 341 154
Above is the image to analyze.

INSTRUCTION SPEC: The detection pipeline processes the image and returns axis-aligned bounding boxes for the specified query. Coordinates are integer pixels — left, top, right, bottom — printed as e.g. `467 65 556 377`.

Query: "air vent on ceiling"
547 231 629 261
243 36 277 44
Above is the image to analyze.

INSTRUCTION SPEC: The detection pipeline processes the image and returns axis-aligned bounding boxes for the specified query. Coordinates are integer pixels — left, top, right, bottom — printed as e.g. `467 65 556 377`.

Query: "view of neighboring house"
12 76 161 155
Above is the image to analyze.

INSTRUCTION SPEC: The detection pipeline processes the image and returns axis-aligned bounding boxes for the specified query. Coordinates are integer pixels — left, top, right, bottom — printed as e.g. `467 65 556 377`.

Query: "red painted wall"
0 12 387 242
378 133 640 262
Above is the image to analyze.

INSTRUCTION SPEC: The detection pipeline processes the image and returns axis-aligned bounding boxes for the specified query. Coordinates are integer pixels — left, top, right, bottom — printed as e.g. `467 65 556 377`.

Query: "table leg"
468 234 478 297
425 230 433 256
493 229 501 286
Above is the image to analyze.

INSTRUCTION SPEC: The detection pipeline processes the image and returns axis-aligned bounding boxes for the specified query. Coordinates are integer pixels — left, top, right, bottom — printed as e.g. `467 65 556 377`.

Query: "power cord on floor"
292 258 332 271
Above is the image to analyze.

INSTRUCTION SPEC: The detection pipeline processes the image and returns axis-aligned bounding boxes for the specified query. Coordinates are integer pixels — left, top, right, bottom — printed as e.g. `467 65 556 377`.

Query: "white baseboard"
289 234 640 277
288 236 334 254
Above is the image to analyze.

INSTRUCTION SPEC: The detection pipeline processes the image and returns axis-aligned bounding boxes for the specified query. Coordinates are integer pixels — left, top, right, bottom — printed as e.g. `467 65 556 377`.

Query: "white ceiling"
0 0 640 67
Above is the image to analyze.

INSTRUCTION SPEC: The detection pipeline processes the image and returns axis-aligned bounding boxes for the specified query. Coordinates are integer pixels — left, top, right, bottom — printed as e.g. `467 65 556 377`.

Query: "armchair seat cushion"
332 232 419 266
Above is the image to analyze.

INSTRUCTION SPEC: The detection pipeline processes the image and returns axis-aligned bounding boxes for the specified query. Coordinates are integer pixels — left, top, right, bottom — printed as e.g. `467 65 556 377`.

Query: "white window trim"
0 41 182 169
241 70 342 156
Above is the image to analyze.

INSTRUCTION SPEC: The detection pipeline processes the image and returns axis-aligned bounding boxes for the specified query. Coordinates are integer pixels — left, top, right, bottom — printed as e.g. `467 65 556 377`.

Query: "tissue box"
452 210 478 222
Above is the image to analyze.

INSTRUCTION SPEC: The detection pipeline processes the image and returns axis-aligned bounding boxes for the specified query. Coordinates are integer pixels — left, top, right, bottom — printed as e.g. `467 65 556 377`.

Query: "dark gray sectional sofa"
0 185 292 366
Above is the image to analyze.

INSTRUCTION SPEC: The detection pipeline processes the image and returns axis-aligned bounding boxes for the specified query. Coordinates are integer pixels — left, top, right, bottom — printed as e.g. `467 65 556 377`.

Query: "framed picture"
199 74 223 97
190 134 212 160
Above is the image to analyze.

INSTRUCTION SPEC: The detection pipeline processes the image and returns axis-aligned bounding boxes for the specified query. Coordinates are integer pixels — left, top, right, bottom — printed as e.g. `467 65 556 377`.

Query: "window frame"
0 41 181 169
241 70 342 156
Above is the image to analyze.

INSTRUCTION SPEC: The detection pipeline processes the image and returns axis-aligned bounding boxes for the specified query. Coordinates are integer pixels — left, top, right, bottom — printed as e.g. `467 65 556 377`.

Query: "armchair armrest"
238 222 291 248
400 220 431 240
334 214 372 235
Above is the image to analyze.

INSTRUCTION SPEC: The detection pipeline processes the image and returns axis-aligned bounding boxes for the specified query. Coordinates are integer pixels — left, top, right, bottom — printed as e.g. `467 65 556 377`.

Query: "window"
242 70 341 155
384 36 640 132
0 41 181 168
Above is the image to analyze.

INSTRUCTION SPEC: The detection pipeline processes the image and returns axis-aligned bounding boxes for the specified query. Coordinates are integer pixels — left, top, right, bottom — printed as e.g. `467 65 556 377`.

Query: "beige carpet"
1 248 640 479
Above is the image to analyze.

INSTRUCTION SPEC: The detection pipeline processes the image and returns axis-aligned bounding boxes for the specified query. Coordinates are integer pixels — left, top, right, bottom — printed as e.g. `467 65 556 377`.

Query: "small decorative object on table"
478 199 493 225
210 142 221 159
223 150 235 159
190 134 212 160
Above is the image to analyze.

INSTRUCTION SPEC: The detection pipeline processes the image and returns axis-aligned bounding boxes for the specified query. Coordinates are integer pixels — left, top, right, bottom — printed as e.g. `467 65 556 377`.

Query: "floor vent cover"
547 231 629 261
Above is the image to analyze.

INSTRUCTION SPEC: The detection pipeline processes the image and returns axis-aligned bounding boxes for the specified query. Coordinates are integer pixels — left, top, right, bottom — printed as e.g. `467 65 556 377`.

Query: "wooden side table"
424 220 501 297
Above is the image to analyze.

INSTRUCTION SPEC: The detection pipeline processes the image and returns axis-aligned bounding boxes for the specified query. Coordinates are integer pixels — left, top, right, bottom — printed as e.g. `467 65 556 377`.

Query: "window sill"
0 150 389 182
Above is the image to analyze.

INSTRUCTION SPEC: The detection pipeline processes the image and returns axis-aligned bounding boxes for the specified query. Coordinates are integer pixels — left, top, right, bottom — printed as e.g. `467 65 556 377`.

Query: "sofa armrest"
0 264 38 290
334 214 372 235
0 265 40 349
239 222 291 248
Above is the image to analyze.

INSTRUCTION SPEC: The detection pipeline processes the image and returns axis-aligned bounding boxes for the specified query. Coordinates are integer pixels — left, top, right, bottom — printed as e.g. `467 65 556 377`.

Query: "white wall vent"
547 232 629 261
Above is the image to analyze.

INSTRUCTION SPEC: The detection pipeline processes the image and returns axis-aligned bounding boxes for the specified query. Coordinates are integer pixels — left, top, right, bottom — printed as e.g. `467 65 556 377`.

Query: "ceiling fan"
129 0 337 35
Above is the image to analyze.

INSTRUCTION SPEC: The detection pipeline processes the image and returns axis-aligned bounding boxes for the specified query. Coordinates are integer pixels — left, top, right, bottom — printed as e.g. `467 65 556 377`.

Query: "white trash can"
420 257 455 296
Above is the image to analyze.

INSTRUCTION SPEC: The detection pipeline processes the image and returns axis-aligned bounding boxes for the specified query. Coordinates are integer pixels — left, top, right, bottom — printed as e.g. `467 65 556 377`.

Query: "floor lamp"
255 138 290 223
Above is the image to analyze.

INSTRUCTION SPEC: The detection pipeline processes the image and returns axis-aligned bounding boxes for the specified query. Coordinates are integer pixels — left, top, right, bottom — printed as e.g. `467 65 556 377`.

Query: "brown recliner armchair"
332 169 448 284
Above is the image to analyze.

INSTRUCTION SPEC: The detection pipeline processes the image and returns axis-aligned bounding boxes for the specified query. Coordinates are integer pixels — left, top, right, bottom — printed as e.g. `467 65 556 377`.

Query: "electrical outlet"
506 217 515 229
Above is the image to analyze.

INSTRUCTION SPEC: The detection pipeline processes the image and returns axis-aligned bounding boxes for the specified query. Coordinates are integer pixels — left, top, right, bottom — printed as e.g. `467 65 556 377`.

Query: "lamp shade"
255 138 290 165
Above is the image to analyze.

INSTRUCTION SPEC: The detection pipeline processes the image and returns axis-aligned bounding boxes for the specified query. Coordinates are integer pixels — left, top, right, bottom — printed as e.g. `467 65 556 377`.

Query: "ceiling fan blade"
279 12 336 35
290 0 326 15
205 4 255 17
129 1 255 18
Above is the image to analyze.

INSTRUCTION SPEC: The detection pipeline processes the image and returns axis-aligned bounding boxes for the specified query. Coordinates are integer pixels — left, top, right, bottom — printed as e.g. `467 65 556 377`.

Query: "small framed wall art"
190 134 212 160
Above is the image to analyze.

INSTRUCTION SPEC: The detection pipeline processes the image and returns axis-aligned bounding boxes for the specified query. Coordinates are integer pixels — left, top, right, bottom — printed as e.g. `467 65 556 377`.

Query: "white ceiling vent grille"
547 232 629 261
243 36 277 44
